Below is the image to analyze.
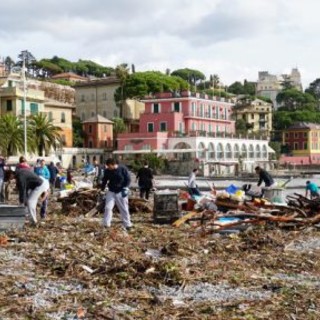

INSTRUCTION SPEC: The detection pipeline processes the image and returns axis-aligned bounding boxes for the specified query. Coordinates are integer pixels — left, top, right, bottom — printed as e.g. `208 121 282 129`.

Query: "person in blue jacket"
34 159 50 218
101 158 132 230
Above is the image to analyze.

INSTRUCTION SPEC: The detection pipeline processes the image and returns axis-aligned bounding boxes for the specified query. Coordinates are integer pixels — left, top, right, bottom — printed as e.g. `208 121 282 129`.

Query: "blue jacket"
101 164 131 193
34 166 51 180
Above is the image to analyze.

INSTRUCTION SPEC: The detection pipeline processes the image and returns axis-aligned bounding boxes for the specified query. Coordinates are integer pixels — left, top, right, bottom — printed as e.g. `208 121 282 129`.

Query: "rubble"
1 184 320 319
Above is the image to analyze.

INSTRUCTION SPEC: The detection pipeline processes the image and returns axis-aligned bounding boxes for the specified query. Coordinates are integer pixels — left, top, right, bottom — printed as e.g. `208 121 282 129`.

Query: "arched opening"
234 144 240 159
241 144 247 159
173 142 193 161
197 142 206 159
256 145 261 159
217 143 224 159
208 143 215 159
262 145 268 158
249 144 254 159
226 143 232 159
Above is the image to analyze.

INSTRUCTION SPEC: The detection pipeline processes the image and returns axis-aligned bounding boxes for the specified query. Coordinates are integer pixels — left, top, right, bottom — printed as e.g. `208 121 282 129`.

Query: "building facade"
281 122 320 165
256 68 302 109
234 98 272 136
74 77 120 121
82 115 113 149
0 72 75 147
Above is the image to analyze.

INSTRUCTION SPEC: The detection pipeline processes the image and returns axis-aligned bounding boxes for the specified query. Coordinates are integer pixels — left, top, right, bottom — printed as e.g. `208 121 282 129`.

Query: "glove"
121 187 129 198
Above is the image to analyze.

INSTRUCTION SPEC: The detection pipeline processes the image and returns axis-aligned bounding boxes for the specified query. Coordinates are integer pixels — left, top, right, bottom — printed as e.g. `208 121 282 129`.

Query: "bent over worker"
13 168 49 225
101 158 132 230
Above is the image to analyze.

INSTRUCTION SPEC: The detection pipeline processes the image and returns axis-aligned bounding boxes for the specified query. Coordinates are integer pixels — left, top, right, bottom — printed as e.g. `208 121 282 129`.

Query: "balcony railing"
168 130 269 140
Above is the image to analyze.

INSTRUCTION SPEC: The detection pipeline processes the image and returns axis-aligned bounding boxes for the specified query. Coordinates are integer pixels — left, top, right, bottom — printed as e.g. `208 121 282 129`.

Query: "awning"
267 146 275 153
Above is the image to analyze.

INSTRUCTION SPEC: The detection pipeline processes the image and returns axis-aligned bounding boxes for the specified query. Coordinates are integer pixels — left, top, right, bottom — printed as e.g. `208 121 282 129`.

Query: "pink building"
118 91 235 151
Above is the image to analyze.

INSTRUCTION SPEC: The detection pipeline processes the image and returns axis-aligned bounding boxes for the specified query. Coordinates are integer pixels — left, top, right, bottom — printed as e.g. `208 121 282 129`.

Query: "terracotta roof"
287 122 320 130
51 72 87 81
82 114 113 124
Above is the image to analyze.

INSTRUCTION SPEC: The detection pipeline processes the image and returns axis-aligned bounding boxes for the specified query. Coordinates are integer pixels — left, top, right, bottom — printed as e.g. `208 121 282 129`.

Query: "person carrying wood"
100 158 133 231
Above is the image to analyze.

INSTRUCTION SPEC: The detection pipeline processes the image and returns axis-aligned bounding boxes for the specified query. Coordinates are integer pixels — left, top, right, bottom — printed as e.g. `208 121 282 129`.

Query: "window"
191 102 196 116
294 142 298 150
61 112 66 123
48 112 53 121
81 94 85 102
8 80 13 87
147 122 154 132
88 125 92 133
304 132 307 138
102 92 107 100
173 102 180 112
153 103 160 113
142 144 151 150
30 103 38 115
251 114 254 120
91 112 95 117
89 140 93 148
124 144 133 150
304 142 308 150
160 122 167 132
226 144 232 159
294 133 298 138
208 143 215 159
6 100 12 112
249 145 254 158
200 104 204 117
179 122 183 133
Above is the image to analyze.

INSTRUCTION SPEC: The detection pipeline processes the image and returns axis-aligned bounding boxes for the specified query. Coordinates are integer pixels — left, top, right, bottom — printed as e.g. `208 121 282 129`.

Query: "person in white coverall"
10 168 49 224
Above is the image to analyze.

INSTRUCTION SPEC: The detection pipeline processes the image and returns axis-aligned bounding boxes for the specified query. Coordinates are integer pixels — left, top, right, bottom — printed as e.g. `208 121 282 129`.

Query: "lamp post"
22 56 27 157
18 50 35 157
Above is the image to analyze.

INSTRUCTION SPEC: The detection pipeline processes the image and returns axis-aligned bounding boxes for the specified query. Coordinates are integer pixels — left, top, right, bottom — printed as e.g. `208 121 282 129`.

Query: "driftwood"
60 188 153 216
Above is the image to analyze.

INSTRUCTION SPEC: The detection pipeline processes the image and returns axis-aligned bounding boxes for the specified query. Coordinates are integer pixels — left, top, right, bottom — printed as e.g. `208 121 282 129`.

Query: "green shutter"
30 103 38 115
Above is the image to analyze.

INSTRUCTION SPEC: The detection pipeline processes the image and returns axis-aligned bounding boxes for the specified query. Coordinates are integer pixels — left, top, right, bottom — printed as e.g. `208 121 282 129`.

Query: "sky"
0 0 319 88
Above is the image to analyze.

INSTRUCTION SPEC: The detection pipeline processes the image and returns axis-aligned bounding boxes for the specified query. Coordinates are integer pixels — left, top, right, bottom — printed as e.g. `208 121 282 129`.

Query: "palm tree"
0 114 25 156
29 113 63 156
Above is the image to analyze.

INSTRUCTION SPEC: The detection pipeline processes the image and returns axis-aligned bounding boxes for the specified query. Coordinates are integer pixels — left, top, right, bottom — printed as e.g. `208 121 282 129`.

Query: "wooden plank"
172 211 199 227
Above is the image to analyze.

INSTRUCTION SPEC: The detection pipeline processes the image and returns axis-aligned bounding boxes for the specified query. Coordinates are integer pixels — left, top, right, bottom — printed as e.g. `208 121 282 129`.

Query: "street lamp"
18 50 35 157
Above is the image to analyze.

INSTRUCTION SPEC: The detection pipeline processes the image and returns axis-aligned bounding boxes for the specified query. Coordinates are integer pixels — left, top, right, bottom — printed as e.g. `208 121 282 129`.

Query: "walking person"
101 158 132 230
34 159 50 219
188 168 201 196
136 162 154 200
10 168 49 225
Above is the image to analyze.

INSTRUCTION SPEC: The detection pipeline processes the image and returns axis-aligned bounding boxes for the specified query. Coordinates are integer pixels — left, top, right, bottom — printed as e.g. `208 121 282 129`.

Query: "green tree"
112 117 126 149
4 56 15 72
171 68 205 86
305 78 320 100
269 141 281 160
0 114 25 156
115 63 130 116
72 116 85 147
29 113 62 156
227 81 244 95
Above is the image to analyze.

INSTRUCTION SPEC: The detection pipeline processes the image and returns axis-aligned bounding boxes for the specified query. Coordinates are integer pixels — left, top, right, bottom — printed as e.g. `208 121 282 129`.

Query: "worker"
188 168 201 196
101 158 133 231
305 181 319 199
34 159 50 219
136 161 154 200
255 166 276 188
10 168 49 225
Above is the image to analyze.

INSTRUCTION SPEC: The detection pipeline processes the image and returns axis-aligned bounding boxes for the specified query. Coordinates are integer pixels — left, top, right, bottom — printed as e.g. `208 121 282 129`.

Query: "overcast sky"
0 0 319 87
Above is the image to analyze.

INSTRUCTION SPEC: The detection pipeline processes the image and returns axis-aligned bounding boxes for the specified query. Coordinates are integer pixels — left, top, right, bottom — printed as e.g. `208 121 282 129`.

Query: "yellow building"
0 73 75 147
234 98 272 137
122 99 145 132
281 122 320 165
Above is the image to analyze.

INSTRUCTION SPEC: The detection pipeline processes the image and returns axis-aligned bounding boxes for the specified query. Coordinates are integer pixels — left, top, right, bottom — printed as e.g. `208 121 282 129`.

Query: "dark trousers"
190 188 201 196
140 188 151 200
40 197 48 218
